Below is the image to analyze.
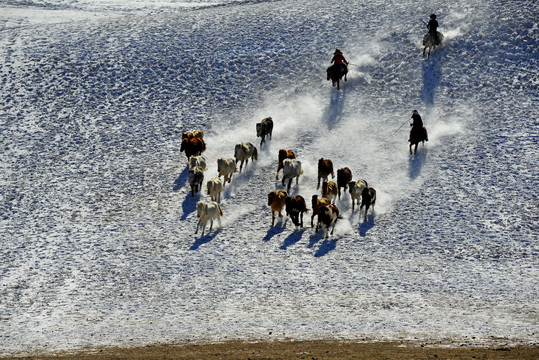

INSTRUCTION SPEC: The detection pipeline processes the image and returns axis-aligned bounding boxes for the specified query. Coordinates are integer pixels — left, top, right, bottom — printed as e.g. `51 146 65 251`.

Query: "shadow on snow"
280 228 306 250
190 228 222 250
359 219 375 237
322 88 346 130
421 51 444 107
262 222 286 242
173 166 190 192
408 149 427 180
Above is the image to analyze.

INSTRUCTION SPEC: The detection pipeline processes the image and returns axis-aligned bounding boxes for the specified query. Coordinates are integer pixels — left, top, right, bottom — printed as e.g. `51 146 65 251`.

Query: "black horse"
326 64 347 90
409 126 429 155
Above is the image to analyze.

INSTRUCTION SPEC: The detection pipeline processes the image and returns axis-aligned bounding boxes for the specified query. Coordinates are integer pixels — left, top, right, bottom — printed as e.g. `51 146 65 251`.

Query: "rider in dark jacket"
427 14 440 45
410 110 428 141
411 110 423 128
331 49 348 81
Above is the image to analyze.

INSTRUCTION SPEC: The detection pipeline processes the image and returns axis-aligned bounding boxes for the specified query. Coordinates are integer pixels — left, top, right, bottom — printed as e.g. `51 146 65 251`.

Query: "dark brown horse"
256 117 273 147
285 195 308 228
326 64 347 90
409 126 428 155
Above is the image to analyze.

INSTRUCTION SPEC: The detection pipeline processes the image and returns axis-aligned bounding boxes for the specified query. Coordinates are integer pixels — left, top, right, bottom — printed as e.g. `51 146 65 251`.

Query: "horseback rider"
331 49 348 81
410 110 428 141
427 14 440 45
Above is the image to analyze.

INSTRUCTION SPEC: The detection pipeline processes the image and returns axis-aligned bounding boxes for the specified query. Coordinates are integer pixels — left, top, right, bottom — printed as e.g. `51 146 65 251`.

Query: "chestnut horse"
180 137 206 159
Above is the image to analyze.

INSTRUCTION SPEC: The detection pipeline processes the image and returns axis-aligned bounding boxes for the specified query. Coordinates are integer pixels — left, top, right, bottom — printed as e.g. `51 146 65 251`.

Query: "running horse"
409 125 429 155
326 65 347 90
423 31 444 57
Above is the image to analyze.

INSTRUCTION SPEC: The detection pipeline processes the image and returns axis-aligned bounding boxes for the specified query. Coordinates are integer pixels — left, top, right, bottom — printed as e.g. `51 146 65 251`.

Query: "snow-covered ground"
0 0 537 355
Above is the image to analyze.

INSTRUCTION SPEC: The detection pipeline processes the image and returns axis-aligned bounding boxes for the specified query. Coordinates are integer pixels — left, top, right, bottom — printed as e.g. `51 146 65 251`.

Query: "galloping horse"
423 31 444 57
326 65 346 90
409 126 428 155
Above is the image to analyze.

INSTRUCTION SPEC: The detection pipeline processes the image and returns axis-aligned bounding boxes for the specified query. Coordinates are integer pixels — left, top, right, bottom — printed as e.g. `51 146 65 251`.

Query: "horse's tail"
217 203 223 217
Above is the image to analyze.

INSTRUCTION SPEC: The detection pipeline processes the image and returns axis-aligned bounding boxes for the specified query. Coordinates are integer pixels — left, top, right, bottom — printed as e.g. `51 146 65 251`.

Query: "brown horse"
326 64 347 90
180 137 206 159
409 126 428 155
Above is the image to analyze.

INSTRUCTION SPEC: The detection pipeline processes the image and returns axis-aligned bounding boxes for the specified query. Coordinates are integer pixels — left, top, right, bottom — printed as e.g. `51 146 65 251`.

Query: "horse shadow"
173 166 190 192
280 228 306 250
322 89 345 130
190 228 222 250
262 223 286 242
307 230 324 248
359 219 375 237
421 54 443 106
314 238 338 257
180 194 199 220
408 150 427 180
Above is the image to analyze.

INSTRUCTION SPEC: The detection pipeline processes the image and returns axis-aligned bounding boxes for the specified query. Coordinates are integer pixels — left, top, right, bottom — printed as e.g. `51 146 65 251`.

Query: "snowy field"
0 0 537 355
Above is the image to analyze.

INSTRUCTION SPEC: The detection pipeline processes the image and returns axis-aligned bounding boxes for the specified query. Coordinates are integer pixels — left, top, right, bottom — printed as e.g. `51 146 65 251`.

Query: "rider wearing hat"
427 14 440 45
331 49 348 81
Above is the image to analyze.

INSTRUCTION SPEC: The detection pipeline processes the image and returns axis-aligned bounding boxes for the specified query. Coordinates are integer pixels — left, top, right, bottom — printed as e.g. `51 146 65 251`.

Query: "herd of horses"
184 32 443 237
181 118 376 238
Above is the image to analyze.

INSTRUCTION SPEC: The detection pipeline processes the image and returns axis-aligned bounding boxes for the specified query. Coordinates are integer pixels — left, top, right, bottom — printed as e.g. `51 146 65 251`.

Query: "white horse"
217 157 237 185
348 179 368 211
282 158 303 192
188 155 207 171
423 31 444 57
195 201 223 236
206 177 224 203
234 142 258 172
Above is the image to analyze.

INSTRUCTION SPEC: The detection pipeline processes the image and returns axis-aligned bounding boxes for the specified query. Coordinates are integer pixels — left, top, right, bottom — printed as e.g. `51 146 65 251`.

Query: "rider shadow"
190 228 222 250
421 56 443 107
280 228 306 250
322 89 345 130
408 150 427 180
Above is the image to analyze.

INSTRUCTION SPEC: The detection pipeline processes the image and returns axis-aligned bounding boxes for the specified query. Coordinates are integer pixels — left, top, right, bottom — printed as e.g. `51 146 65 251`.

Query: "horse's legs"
414 143 418 155
287 178 292 192
299 212 304 227
272 211 275 226
201 220 207 237
331 219 337 235
195 218 202 234
364 205 369 222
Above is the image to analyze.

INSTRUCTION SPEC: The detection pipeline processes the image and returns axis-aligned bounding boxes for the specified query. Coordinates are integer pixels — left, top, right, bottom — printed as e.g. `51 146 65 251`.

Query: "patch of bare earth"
6 340 539 360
